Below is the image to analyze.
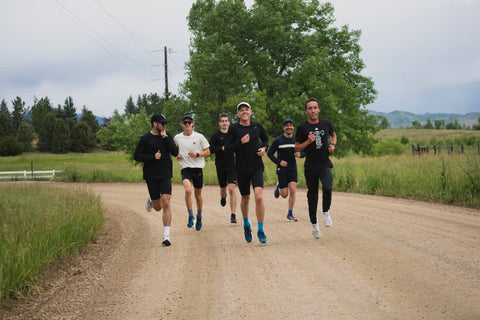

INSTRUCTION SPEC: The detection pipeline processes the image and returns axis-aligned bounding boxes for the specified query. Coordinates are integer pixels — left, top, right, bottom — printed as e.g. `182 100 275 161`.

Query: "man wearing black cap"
174 115 210 231
267 118 305 222
295 98 337 239
227 102 269 243
134 113 178 246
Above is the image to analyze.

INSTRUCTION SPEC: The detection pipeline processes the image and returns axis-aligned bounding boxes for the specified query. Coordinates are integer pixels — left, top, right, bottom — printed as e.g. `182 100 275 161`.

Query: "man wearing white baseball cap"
227 102 269 243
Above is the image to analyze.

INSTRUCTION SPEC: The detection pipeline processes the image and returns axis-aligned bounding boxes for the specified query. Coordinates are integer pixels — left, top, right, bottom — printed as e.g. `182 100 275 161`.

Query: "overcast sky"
1 0 479 117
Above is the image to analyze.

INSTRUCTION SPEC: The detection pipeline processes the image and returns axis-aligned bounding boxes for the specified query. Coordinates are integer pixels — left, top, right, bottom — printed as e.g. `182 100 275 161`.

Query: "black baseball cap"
182 115 193 121
283 118 294 126
151 113 169 124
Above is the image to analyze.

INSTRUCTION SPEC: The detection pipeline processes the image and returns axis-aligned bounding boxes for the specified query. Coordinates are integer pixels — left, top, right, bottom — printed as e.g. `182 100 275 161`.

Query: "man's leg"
305 167 320 225
161 194 172 227
288 181 297 211
253 186 265 223
227 183 237 222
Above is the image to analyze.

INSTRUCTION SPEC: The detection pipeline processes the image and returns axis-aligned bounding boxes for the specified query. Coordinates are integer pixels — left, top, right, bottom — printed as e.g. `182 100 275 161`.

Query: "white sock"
164 226 170 237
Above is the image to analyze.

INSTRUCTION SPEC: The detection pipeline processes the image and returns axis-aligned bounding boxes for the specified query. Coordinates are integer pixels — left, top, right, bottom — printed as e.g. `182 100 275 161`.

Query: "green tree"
424 119 434 129
184 0 378 155
411 120 421 129
378 116 391 129
62 96 78 122
50 118 71 153
11 96 27 130
79 106 99 135
0 99 10 119
434 119 445 130
124 95 138 115
446 119 460 130
16 122 34 152
31 97 55 151
473 117 480 130
72 121 96 152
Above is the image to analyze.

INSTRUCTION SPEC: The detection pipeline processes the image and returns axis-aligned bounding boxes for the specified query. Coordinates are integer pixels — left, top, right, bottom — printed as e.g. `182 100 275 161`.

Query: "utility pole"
164 46 169 101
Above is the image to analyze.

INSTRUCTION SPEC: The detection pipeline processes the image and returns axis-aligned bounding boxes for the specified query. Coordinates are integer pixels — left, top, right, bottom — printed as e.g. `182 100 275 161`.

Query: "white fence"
0 170 63 180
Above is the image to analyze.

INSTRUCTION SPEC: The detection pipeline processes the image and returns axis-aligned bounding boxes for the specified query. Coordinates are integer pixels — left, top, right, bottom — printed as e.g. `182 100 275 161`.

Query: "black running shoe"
274 182 280 199
195 214 202 231
220 193 227 207
230 213 237 223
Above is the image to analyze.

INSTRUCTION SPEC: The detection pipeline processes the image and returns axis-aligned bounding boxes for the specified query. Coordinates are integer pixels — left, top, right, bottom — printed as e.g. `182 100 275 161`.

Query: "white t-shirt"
174 131 210 169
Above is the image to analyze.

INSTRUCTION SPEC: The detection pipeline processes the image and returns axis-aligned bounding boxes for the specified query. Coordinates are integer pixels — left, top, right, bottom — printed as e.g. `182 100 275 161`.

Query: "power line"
93 0 160 62
50 0 158 81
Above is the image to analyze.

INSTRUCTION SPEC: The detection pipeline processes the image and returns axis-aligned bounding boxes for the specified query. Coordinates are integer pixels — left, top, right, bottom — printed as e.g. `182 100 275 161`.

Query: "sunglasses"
182 120 192 125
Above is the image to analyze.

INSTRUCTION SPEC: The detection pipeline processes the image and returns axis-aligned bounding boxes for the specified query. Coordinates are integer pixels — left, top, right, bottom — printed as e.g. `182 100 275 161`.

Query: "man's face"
237 106 251 121
218 116 230 129
181 118 194 131
283 122 294 135
305 101 320 120
155 122 165 131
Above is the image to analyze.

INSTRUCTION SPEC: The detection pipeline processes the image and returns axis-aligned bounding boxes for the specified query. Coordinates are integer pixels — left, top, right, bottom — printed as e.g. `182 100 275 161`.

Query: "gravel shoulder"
2 182 480 320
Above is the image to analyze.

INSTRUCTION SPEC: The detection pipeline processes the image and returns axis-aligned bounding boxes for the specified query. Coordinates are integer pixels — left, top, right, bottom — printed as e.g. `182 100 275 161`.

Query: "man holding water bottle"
295 98 337 239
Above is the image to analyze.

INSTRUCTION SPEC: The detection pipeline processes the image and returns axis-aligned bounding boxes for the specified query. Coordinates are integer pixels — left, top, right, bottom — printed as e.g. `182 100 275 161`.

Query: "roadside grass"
333 154 480 207
0 184 105 301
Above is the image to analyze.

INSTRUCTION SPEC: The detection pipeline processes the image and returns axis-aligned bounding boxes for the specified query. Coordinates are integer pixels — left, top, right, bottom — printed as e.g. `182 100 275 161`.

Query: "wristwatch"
331 143 336 147
196 152 200 158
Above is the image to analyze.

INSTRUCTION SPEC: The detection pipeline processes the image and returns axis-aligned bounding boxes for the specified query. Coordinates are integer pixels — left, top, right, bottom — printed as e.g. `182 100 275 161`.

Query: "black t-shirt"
295 119 334 169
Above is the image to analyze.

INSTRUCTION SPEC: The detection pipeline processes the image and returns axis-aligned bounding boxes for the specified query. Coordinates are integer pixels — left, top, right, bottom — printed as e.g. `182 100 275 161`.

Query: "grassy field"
0 184 104 301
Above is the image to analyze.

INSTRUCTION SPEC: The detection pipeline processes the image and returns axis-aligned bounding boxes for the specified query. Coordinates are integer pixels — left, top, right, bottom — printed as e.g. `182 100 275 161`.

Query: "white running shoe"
162 234 171 246
312 223 321 239
145 197 153 212
322 211 332 227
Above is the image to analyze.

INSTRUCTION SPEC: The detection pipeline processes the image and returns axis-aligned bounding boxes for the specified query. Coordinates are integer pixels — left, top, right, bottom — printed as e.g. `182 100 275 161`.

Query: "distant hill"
368 110 480 128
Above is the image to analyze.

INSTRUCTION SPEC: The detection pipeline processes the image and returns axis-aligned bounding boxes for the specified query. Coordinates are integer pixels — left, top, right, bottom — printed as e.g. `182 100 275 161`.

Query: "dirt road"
2 183 480 320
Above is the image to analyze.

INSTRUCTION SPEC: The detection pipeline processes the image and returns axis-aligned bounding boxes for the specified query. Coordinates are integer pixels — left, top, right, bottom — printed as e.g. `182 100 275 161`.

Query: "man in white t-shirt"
174 115 211 231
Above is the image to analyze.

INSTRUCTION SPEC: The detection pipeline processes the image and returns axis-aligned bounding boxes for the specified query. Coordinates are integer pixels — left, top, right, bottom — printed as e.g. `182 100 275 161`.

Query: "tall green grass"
0 184 105 300
333 154 480 207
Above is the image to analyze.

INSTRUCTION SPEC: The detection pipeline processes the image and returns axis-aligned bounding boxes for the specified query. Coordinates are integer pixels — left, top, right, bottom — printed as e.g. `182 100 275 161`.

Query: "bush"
372 138 406 156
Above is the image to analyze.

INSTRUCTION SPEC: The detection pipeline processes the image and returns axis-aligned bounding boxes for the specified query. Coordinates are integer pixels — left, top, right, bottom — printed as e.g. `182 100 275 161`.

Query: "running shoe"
230 213 237 223
286 214 298 222
220 193 227 207
257 229 267 243
162 235 171 246
187 215 195 228
322 211 332 227
195 214 202 231
274 182 280 199
244 223 252 243
312 223 321 239
145 197 152 212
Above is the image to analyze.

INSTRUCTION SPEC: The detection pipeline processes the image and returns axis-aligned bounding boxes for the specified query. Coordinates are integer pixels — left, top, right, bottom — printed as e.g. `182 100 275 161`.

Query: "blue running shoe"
187 215 194 228
195 214 202 231
257 229 267 243
244 224 252 242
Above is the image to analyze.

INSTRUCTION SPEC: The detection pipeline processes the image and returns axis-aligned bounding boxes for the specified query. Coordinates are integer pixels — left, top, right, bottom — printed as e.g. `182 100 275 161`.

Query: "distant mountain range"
368 110 480 128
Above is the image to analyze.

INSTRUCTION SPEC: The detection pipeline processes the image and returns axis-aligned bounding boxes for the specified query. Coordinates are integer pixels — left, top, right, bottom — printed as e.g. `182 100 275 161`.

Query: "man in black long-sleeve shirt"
134 113 178 246
267 118 305 222
209 113 237 223
227 102 269 243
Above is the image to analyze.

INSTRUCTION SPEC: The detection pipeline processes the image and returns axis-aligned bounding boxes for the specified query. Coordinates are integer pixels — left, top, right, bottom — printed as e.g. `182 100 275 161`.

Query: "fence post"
461 143 464 154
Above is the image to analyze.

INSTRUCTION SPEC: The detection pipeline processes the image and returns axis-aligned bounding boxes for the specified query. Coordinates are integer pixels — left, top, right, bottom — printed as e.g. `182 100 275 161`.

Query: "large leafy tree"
184 0 378 154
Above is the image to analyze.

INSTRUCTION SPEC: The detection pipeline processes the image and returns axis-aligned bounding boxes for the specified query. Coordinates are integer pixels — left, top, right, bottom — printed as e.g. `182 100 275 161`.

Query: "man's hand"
155 150 161 160
280 160 287 167
256 147 266 157
241 133 250 144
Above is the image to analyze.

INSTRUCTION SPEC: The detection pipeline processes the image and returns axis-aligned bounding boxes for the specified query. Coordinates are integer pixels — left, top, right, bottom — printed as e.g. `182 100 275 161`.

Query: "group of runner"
134 98 337 246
